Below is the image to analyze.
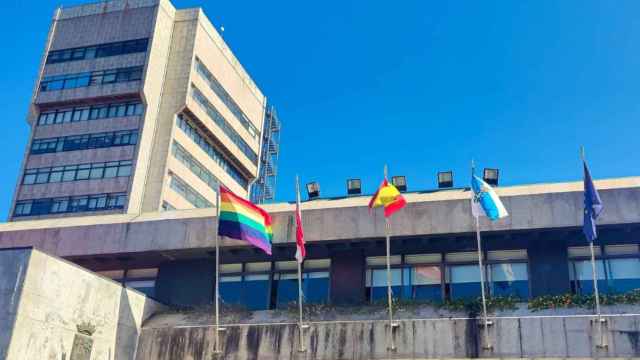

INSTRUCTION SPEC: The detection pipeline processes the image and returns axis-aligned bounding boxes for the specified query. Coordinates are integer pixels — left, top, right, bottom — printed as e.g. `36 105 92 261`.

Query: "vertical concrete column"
155 258 214 307
330 249 366 305
528 237 571 297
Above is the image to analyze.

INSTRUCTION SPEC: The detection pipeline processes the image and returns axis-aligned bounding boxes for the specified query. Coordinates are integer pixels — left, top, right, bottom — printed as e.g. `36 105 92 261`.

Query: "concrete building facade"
1 176 639 307
9 0 280 221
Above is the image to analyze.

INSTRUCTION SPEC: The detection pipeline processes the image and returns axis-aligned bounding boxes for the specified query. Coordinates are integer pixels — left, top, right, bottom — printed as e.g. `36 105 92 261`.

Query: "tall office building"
8 0 280 221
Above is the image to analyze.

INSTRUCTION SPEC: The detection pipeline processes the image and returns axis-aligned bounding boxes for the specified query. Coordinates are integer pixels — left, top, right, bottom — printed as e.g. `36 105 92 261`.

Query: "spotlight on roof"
483 168 499 186
306 182 320 200
347 179 361 195
391 176 407 192
437 171 454 188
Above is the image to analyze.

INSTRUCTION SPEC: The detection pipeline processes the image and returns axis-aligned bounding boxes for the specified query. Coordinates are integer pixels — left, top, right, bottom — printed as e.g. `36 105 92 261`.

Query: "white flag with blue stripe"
471 175 508 221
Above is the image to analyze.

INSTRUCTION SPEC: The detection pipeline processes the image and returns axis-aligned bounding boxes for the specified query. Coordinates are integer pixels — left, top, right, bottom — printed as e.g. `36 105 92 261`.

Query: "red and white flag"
295 178 306 263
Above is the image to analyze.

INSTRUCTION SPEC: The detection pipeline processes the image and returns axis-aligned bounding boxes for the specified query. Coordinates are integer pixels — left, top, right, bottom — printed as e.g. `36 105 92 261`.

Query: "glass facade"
30 130 138 155
191 85 258 164
14 192 127 217
219 262 271 311
176 115 248 188
365 255 443 302
38 101 143 126
40 66 143 92
98 268 158 298
47 38 149 64
194 58 259 139
169 175 213 209
366 251 529 302
22 160 132 185
569 245 640 295
172 141 220 192
219 260 330 311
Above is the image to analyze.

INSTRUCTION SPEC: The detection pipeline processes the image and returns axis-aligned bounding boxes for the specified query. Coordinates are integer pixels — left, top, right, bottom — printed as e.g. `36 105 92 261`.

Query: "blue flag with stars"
583 160 603 242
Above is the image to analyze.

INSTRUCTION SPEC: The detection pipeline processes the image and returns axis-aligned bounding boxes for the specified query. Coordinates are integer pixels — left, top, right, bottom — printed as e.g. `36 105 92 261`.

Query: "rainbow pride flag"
218 186 273 255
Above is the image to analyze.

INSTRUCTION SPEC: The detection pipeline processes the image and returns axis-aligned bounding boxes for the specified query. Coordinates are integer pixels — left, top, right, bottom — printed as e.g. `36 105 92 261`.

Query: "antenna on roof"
220 25 225 37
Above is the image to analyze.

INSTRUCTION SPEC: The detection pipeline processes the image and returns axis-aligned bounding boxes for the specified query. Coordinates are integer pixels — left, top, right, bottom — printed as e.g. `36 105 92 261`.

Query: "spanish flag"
368 179 407 218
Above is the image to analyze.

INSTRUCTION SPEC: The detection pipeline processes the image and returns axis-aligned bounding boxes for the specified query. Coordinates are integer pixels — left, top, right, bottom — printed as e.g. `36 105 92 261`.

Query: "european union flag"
583 161 603 242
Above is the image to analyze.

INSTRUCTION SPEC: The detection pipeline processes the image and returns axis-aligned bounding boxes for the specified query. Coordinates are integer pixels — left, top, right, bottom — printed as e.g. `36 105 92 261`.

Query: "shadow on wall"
115 287 163 359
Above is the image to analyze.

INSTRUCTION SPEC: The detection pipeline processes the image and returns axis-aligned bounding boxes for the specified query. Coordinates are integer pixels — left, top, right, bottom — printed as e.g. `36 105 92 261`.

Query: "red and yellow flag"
368 179 406 218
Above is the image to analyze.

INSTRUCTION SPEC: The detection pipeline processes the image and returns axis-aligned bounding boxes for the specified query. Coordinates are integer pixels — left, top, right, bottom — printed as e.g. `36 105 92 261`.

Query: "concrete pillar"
330 249 366 305
528 237 571 297
155 258 214 307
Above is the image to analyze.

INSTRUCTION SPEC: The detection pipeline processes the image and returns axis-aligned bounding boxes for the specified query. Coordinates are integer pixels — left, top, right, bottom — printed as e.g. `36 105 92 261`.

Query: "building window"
13 192 127 217
219 259 331 311
220 262 271 311
38 101 143 126
172 141 221 192
273 259 331 309
22 160 132 185
190 85 258 164
366 254 442 303
176 115 248 188
169 175 213 209
98 267 158 298
46 38 149 64
124 268 158 298
194 58 259 138
40 66 143 92
446 250 529 300
569 245 640 295
486 250 529 299
30 130 138 155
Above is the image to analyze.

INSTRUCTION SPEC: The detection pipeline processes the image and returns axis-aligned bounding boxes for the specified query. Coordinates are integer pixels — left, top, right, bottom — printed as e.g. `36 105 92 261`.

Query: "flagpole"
214 183 222 354
582 146 605 348
475 215 491 350
295 175 306 352
472 159 491 350
383 164 397 351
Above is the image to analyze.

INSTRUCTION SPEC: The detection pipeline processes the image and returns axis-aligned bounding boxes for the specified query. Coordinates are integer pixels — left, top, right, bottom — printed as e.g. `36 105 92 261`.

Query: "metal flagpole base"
387 322 400 351
478 319 494 350
297 324 310 352
591 317 608 348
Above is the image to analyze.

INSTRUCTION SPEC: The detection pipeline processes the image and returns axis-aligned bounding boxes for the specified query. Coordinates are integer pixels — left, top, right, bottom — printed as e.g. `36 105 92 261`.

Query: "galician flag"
295 179 306 263
471 174 508 221
369 178 406 218
583 160 603 242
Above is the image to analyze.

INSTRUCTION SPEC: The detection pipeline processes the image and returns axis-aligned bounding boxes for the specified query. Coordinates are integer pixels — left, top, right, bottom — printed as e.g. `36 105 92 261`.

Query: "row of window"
30 130 138 155
172 141 223 193
169 175 213 209
47 38 149 64
219 260 331 310
365 251 529 302
38 101 143 126
22 160 133 185
191 86 258 164
89 245 640 310
40 66 143 92
194 58 259 139
176 115 248 188
98 268 158 298
569 245 640 295
14 192 127 217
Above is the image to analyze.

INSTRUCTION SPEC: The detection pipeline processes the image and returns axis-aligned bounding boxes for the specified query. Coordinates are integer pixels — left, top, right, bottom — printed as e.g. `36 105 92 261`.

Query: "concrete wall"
1 177 638 258
0 248 29 359
0 247 165 360
135 314 640 359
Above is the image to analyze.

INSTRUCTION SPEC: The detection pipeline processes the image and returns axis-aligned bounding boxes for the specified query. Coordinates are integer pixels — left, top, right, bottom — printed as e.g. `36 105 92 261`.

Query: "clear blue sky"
1 1 639 218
